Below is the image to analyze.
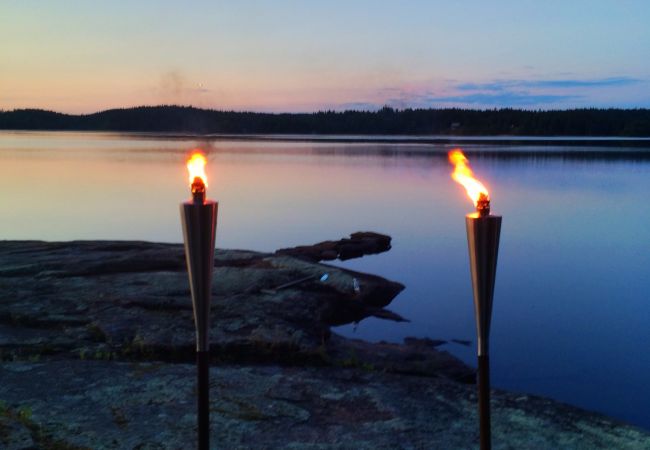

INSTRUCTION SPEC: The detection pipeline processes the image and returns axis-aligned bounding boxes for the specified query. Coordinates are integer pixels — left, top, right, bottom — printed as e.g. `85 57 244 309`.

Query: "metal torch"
466 194 501 450
180 152 218 450
449 149 502 450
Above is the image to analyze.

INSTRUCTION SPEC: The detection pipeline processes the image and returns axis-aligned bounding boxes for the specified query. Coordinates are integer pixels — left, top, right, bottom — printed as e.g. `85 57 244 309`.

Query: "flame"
448 149 489 207
187 151 208 188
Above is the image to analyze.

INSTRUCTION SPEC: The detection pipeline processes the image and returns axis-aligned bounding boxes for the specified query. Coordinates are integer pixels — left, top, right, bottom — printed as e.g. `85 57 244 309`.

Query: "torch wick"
477 193 490 217
191 177 206 204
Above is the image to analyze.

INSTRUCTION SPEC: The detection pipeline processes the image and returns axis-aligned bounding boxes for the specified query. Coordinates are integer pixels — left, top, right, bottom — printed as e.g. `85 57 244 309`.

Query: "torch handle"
478 354 491 450
197 350 210 450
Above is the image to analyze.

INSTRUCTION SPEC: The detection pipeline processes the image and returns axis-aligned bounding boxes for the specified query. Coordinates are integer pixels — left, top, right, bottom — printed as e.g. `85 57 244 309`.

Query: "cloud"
396 76 645 108
158 70 211 103
529 77 641 88
337 102 382 111
456 81 511 92
456 77 642 92
330 75 646 111
424 92 579 106
160 70 185 98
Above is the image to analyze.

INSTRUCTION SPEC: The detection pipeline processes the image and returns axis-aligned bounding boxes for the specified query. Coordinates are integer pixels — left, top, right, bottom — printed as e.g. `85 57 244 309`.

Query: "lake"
1 131 649 430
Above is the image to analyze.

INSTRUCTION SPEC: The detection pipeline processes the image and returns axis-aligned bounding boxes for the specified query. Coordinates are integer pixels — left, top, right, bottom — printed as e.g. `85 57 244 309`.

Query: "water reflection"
1 131 650 429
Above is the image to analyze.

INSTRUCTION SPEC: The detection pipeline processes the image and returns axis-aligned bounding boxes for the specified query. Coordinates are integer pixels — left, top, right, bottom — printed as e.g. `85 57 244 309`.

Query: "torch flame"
187 151 208 191
448 149 489 208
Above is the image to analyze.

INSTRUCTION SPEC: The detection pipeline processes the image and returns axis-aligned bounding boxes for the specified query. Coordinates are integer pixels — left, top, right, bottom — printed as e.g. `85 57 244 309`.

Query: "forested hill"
1 106 650 136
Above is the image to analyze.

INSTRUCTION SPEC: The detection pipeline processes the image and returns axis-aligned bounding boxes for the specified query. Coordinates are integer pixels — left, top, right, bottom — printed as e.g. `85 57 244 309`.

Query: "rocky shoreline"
1 237 649 449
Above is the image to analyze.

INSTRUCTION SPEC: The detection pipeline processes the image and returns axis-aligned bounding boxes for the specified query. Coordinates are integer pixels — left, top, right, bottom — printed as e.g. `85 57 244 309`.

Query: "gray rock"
0 240 407 370
0 361 648 449
1 239 649 448
276 231 392 262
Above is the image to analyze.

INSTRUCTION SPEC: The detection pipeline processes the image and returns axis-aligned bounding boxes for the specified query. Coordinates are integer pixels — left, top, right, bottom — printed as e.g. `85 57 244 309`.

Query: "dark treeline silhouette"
1 106 650 136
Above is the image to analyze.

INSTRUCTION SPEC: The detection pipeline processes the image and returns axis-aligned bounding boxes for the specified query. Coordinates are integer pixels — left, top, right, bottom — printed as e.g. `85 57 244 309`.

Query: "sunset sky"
2 0 649 113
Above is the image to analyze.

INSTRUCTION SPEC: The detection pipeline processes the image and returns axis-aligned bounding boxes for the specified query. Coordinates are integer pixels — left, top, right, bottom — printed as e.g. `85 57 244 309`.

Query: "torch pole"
466 204 501 450
478 354 491 450
197 350 210 449
181 185 218 450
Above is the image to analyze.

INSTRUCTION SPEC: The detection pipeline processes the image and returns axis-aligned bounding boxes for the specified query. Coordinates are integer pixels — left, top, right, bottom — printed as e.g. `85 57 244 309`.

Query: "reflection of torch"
180 152 218 450
449 149 501 450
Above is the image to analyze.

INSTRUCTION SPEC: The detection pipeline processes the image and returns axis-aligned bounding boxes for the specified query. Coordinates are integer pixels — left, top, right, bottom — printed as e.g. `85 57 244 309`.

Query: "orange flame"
187 152 208 189
448 149 489 207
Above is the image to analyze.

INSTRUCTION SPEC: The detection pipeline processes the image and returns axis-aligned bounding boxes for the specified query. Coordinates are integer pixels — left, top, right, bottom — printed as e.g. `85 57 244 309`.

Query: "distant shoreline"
2 105 650 140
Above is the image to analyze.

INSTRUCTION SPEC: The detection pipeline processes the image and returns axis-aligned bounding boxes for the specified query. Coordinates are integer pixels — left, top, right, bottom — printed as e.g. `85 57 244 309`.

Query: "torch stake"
466 211 501 450
478 354 491 450
197 350 210 450
181 187 218 450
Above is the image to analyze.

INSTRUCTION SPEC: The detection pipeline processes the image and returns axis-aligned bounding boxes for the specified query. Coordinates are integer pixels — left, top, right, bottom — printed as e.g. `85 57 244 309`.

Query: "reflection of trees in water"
461 150 650 163
305 147 650 163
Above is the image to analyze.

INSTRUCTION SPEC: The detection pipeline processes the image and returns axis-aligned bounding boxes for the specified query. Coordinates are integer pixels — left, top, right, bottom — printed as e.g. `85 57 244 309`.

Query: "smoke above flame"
187 151 208 188
448 149 489 207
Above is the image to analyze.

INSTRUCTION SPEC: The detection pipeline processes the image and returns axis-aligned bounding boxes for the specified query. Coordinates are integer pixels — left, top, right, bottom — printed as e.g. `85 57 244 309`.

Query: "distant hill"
1 105 650 136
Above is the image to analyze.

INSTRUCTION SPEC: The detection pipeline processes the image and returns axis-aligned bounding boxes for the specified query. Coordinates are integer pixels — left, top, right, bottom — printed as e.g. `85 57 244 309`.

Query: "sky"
1 0 649 113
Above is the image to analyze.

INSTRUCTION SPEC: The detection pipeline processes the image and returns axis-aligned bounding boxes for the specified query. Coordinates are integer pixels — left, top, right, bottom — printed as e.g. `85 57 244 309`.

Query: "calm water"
2 131 650 429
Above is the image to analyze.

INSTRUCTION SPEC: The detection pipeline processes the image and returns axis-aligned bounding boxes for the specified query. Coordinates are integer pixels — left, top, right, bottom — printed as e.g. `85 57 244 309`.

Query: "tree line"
1 106 649 136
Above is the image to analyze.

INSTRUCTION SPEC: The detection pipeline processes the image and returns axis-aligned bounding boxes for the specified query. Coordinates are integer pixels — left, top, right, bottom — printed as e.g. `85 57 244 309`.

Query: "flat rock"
0 240 414 372
1 239 649 448
1 361 649 449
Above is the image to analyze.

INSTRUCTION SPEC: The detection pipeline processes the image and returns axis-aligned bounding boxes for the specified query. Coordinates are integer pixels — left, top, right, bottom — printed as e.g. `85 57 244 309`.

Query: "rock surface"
0 239 408 368
1 238 649 449
276 231 392 262
2 361 650 450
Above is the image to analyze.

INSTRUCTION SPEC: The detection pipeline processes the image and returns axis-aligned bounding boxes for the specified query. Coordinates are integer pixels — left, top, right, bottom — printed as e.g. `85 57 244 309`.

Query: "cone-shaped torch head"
180 199 218 352
466 213 501 356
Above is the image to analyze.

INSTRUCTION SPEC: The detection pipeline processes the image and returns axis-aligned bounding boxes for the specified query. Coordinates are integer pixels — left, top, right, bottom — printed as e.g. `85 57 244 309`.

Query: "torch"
180 152 218 450
449 149 501 450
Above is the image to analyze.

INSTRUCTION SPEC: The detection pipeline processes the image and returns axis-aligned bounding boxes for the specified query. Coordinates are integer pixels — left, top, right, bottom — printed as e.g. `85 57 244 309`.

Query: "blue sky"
1 0 649 112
